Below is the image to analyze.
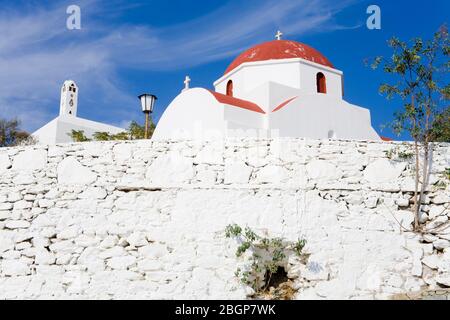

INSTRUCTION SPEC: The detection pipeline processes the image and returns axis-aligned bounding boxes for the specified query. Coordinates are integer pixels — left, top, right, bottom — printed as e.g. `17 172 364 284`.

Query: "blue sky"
0 0 448 140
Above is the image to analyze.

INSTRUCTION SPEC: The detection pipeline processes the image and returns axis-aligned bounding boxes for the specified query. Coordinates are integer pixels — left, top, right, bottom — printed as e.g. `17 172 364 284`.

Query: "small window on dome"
226 80 233 97
316 72 327 94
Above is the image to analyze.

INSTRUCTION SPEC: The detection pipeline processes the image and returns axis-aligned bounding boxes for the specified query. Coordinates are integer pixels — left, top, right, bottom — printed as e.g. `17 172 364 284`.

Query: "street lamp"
138 93 157 139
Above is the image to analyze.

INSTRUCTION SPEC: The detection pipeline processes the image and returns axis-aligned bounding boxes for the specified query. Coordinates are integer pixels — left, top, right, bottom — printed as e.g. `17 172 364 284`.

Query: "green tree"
370 25 449 230
68 130 91 142
111 131 131 140
430 106 450 142
128 121 145 139
92 131 113 141
126 119 155 140
0 118 33 147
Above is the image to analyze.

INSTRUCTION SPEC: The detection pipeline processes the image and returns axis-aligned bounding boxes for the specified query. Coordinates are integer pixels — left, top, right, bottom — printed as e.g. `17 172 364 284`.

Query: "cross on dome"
184 76 191 90
275 30 283 40
183 75 191 92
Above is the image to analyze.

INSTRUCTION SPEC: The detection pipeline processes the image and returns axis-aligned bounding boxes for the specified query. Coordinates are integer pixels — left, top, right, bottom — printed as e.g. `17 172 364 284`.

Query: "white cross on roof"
183 76 191 91
275 30 283 40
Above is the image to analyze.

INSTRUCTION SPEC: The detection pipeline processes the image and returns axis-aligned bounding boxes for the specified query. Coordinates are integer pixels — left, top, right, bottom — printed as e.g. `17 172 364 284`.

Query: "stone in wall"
57 156 97 185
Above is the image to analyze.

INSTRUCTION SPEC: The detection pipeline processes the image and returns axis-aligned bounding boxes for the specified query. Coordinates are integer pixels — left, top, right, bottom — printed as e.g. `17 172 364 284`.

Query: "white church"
33 80 125 145
153 34 382 141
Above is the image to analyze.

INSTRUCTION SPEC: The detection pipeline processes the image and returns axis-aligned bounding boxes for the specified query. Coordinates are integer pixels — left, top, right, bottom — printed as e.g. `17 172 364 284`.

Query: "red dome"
224 40 334 75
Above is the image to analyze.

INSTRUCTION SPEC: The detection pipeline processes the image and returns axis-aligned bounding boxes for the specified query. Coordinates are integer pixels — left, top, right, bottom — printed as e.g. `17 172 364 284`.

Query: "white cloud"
0 0 358 131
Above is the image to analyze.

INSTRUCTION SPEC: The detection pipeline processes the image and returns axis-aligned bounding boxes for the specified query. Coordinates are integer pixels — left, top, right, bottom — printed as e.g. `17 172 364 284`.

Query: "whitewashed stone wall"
0 139 449 299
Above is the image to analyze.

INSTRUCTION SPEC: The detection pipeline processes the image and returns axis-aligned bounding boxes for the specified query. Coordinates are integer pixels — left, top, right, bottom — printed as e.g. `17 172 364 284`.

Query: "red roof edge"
208 90 266 114
272 96 298 113
381 136 394 142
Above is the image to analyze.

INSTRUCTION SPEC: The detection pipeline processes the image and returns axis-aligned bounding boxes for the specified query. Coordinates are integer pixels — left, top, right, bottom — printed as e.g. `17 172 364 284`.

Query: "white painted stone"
404 278 425 292
365 197 378 209
423 234 439 243
0 237 15 253
138 244 168 259
13 200 32 210
300 261 329 281
395 198 410 207
49 240 76 254
426 216 449 231
385 274 403 288
0 154 11 173
137 260 163 271
38 199 55 208
432 194 449 205
127 232 148 248
394 210 415 230
57 156 97 185
79 187 107 200
12 149 47 171
57 226 80 240
107 256 136 270
74 235 99 247
0 211 10 220
33 215 55 228
100 236 118 249
13 172 36 185
35 250 56 265
256 165 288 184
99 247 127 259
306 160 341 181
435 276 450 287
433 239 450 250
363 159 405 184
429 206 446 220
8 192 22 202
419 213 429 224
1 260 29 276
422 255 441 270
224 160 252 184
0 203 13 211
5 220 31 229
146 153 194 184
113 144 133 162
194 144 224 165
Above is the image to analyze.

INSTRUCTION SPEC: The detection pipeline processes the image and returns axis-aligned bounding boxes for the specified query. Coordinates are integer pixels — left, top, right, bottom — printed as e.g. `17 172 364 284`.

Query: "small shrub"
225 224 307 299
384 146 414 161
397 150 414 160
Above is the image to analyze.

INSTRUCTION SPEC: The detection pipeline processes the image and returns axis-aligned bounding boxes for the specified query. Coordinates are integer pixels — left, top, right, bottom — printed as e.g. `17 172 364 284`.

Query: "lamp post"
138 93 157 139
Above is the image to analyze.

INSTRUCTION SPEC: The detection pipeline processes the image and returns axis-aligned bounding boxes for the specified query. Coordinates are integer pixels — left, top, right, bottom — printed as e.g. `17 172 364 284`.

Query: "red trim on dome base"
208 91 266 114
272 97 298 112
224 40 334 75
381 136 394 142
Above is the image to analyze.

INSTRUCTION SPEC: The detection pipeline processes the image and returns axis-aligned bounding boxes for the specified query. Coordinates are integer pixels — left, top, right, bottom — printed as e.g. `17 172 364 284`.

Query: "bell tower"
60 80 78 116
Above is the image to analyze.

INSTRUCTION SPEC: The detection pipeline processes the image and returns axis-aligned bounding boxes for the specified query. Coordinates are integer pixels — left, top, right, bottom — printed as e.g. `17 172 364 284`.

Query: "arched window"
316 72 327 94
226 80 233 96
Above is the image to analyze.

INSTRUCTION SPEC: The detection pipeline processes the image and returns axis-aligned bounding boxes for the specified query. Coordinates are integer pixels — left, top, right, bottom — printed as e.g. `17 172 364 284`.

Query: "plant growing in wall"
370 25 449 231
225 224 307 300
384 145 415 161
445 168 450 181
